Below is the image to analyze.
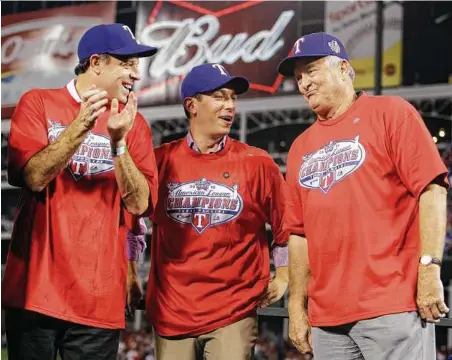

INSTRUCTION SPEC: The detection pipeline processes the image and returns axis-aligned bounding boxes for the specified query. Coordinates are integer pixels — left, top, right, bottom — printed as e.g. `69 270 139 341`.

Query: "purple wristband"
272 246 288 267
126 218 147 261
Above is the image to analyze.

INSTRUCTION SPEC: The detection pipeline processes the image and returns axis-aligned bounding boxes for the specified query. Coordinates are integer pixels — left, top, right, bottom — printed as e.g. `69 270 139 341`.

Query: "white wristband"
111 145 127 157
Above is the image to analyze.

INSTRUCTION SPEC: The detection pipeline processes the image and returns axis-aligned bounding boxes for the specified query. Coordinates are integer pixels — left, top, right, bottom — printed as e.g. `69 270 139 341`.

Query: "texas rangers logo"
299 135 366 194
166 178 243 234
48 120 114 180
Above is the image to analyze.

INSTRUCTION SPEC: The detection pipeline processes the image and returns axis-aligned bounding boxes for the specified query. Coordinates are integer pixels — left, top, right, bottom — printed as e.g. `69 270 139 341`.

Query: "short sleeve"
7 90 48 187
283 141 306 236
388 99 449 198
126 113 158 216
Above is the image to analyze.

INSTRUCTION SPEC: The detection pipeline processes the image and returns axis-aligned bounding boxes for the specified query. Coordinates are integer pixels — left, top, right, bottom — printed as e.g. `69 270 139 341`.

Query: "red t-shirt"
2 85 158 329
146 137 288 337
284 94 449 327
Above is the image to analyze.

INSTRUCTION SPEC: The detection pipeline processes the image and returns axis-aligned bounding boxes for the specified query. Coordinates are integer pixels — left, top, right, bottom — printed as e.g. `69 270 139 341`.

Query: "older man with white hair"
278 32 449 360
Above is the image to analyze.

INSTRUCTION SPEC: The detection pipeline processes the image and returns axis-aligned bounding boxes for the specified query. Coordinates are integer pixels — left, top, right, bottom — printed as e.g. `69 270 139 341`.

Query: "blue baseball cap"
77 23 157 61
180 63 249 100
277 32 348 76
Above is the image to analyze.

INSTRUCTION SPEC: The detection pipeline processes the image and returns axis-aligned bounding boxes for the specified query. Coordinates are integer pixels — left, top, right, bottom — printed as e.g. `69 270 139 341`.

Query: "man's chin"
219 130 231 138
103 91 127 105
220 121 234 130
308 100 322 112
116 96 128 105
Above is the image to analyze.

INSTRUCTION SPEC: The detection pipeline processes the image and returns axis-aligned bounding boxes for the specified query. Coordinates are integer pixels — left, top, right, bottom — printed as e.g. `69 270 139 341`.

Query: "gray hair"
326 55 355 82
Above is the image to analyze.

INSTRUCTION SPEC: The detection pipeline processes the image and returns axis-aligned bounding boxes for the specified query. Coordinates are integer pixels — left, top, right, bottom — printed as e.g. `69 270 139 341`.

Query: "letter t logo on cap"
122 25 136 39
212 64 228 76
294 37 304 54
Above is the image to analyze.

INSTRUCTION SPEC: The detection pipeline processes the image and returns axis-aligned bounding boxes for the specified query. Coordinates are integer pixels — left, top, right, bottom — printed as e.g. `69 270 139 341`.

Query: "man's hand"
259 275 288 308
108 92 137 144
289 309 312 354
126 261 143 318
417 267 449 322
76 85 108 130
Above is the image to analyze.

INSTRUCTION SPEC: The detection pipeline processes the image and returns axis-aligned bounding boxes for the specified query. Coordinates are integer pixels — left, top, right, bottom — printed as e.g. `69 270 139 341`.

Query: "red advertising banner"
135 1 299 107
1 2 117 119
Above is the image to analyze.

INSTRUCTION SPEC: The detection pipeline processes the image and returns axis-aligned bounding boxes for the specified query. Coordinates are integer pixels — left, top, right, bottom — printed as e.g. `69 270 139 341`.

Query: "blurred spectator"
436 344 448 360
117 330 156 360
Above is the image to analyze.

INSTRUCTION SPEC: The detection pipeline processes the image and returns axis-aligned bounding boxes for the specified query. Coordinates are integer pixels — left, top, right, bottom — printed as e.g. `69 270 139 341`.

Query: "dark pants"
5 308 121 360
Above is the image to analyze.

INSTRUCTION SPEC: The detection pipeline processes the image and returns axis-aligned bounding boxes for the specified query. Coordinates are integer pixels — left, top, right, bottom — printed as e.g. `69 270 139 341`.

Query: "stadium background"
1 1 451 359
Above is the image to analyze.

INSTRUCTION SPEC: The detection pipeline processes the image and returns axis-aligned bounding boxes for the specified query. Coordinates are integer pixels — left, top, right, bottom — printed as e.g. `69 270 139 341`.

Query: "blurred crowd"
116 328 313 360
116 328 452 360
117 330 155 360
437 345 452 360
1 327 451 359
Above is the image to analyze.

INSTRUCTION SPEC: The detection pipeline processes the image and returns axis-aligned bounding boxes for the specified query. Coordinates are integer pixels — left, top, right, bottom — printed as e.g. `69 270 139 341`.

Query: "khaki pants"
154 316 257 360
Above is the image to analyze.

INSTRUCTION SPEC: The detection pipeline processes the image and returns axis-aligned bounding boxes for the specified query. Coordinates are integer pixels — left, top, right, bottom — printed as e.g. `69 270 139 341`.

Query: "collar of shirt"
186 132 227 154
66 79 82 103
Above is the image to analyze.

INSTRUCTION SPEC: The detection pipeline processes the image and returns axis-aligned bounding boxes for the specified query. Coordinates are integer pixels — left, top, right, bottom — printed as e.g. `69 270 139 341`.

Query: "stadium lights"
439 129 446 138
433 136 438 143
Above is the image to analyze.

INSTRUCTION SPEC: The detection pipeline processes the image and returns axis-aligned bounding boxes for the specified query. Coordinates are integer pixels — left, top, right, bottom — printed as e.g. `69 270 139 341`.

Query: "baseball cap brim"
108 43 157 58
198 76 249 96
277 54 327 76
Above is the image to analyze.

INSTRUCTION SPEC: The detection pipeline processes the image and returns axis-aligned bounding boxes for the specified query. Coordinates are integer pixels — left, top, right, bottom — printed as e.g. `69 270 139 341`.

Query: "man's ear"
89 54 103 75
184 97 197 116
340 60 349 79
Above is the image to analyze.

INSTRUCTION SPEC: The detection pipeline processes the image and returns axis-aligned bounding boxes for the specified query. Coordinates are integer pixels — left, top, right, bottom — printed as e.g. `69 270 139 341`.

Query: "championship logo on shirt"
166 178 243 233
299 135 366 194
48 120 114 180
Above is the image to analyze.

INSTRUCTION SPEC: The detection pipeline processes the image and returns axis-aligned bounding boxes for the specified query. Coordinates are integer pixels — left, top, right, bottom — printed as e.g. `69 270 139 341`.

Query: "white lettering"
122 25 136 39
322 173 331 188
1 17 100 65
217 33 247 63
139 11 295 78
328 1 373 22
212 63 227 76
194 213 207 227
1 36 24 64
294 39 301 54
72 161 84 175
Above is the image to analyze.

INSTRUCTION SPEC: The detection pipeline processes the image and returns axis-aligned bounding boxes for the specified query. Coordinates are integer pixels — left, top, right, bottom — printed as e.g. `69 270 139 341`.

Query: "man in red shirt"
143 63 289 360
2 23 158 359
278 32 449 360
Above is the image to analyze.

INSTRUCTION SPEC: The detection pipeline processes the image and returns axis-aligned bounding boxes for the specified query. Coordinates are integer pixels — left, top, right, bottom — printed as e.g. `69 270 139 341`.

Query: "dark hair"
74 54 111 75
184 93 202 119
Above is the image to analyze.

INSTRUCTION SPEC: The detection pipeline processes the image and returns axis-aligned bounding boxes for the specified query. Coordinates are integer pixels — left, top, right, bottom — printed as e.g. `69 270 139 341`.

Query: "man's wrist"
418 254 442 277
418 263 441 278
274 268 289 283
73 116 93 133
111 139 126 148
419 255 442 267
288 298 307 312
128 261 139 276
111 141 127 157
